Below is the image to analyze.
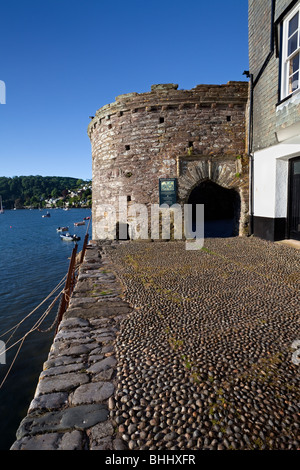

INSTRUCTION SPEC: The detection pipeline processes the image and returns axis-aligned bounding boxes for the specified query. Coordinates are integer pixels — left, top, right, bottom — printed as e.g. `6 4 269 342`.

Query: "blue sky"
0 0 249 181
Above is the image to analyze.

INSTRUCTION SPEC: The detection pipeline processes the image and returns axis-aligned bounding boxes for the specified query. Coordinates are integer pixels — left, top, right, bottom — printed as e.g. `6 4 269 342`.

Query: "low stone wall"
11 242 130 450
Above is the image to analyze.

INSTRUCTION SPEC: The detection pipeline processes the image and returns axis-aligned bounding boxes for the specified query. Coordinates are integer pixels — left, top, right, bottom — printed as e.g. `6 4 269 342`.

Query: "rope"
0 273 67 341
0 240 84 390
0 300 58 390
36 289 64 333
0 338 25 390
2 292 61 356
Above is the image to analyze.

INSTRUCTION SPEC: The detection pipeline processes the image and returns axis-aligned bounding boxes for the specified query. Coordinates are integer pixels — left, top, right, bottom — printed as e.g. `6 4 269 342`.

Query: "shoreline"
11 241 129 450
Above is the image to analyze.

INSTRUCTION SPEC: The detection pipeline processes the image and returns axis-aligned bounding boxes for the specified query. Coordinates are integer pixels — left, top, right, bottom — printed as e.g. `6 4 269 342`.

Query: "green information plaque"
159 178 177 206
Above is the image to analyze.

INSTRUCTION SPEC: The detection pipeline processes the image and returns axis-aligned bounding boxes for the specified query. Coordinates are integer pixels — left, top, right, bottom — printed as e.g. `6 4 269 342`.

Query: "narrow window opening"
127 195 131 202
188 141 194 148
227 116 231 122
159 117 164 124
125 145 130 151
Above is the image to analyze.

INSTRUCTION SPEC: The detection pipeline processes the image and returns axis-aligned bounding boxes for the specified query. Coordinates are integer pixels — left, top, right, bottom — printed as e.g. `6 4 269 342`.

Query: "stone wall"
11 244 130 450
88 82 249 239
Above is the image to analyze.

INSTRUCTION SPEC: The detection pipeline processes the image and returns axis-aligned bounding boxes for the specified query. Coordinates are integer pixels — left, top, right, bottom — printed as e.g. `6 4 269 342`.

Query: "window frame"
281 2 300 100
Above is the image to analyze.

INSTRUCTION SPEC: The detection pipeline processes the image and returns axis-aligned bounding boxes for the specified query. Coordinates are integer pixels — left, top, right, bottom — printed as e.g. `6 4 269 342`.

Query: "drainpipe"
248 73 254 236
246 0 276 236
244 70 254 235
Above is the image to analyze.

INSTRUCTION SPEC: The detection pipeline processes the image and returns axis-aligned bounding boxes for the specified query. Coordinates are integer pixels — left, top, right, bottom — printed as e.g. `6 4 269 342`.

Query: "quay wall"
11 242 130 450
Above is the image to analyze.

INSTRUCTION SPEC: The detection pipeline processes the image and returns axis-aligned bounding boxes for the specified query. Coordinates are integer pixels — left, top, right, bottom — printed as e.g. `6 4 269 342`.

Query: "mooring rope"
0 338 25 390
0 273 68 390
0 306 55 390
36 289 64 333
0 273 67 342
0 235 86 390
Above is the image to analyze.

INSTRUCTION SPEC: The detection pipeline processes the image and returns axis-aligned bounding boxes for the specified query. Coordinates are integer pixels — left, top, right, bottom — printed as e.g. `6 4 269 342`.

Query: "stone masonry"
248 0 300 151
10 242 130 450
88 82 249 239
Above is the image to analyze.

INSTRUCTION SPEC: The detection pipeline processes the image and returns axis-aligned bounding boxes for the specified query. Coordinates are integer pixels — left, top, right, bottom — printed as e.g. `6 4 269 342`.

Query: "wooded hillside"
0 175 91 209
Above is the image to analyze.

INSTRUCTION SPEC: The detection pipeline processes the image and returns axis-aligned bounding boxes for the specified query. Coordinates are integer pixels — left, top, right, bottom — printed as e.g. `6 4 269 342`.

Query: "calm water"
0 208 92 450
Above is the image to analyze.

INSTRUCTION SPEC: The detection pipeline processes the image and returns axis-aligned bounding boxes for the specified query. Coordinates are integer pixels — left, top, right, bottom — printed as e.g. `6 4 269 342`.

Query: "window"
281 3 300 99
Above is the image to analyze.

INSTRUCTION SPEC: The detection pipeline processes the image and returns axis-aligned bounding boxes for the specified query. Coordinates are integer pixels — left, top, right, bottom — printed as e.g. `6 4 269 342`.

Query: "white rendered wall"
253 150 276 218
253 139 300 219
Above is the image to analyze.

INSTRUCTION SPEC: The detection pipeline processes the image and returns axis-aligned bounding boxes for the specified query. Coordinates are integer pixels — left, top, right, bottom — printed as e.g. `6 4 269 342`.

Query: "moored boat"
74 221 85 226
42 211 50 218
56 226 69 232
60 233 81 241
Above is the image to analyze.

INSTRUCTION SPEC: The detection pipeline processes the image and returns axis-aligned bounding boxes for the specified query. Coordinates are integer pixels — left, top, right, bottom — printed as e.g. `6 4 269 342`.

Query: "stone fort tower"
88 82 249 240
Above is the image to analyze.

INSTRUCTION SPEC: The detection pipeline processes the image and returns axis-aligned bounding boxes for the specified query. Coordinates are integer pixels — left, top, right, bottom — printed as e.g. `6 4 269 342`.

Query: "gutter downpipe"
248 73 254 236
248 0 276 236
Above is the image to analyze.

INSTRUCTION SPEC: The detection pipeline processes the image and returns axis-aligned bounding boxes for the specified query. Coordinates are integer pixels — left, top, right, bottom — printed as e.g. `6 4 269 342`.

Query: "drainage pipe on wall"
248 73 254 236
247 0 276 235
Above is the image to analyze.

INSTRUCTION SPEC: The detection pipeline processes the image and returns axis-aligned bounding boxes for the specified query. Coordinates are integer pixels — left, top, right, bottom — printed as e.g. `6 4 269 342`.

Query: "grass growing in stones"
107 238 300 451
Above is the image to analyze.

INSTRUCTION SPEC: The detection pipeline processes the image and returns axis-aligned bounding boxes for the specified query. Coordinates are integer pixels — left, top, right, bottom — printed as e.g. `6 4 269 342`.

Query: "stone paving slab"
11 242 129 450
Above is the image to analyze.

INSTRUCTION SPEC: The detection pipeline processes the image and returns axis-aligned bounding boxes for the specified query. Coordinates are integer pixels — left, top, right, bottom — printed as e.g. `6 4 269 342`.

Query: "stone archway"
177 156 249 236
188 180 240 237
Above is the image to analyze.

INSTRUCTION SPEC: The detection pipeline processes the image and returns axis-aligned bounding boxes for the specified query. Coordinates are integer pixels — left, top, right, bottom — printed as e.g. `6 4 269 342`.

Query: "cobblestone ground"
11 237 300 451
107 237 300 451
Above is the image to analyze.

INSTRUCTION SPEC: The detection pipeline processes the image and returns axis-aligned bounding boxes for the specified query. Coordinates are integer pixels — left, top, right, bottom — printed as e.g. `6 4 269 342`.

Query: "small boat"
42 211 50 218
83 216 90 220
74 221 85 226
0 196 4 214
56 226 69 232
60 233 81 242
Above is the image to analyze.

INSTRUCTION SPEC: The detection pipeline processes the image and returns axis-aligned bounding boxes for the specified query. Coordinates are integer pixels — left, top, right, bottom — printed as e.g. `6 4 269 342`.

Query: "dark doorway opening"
188 180 240 237
116 222 130 240
288 157 300 241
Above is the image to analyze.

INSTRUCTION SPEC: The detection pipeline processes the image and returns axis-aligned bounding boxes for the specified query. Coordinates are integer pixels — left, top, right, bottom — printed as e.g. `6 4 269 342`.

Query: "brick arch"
177 158 249 236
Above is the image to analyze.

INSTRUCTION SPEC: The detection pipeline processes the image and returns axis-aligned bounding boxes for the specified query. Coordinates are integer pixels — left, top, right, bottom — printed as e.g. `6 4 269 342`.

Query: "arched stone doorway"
187 180 240 237
177 157 249 236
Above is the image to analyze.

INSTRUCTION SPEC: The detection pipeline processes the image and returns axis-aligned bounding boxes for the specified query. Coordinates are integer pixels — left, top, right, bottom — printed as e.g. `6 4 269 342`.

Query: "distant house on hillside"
248 0 300 241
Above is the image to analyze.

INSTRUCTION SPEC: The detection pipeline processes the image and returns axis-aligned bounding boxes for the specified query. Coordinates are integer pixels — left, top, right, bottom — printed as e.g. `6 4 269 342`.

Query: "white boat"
56 226 69 232
42 211 50 218
60 233 81 242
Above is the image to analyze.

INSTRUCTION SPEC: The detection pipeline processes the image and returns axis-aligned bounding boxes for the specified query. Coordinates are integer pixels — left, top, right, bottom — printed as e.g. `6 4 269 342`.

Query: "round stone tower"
88 82 249 240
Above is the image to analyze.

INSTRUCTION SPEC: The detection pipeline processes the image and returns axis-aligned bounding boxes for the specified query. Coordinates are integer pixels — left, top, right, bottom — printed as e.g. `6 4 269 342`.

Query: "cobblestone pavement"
11 237 300 450
107 237 300 451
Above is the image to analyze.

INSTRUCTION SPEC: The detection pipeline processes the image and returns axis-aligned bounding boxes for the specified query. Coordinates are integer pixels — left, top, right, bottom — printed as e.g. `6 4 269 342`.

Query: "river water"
0 208 92 450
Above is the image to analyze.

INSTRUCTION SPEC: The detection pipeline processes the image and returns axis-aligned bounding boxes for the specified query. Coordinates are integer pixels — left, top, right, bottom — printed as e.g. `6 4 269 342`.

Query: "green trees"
0 176 91 209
